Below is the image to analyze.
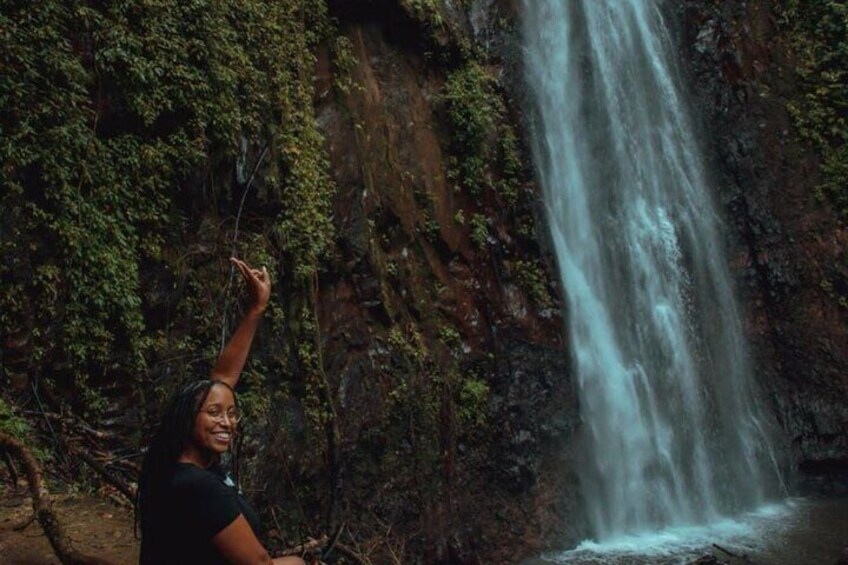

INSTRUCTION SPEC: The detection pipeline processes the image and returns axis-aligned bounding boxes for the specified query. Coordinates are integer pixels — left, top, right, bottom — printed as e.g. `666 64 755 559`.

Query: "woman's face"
191 383 237 456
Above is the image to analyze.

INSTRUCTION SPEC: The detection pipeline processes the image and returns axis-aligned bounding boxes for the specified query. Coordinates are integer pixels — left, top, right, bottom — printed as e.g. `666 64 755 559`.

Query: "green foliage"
498 125 522 205
442 61 520 203
0 397 49 462
455 370 489 428
388 324 427 365
420 215 441 242
470 213 489 249
0 1 335 407
0 397 34 441
442 62 500 195
237 364 272 420
331 35 360 96
398 0 476 60
513 259 553 309
399 0 445 32
779 0 848 214
438 325 462 351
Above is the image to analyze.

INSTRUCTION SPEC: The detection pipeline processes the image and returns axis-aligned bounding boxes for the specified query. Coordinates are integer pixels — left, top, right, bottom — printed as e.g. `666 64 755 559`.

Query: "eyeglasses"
202 407 241 424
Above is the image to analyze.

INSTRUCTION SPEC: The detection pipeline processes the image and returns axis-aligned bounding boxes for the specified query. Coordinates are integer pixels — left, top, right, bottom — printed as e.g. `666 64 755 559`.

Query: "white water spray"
521 0 784 541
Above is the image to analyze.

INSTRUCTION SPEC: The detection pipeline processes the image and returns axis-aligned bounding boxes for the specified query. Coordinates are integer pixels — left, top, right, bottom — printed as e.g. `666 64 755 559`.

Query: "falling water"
521 0 784 542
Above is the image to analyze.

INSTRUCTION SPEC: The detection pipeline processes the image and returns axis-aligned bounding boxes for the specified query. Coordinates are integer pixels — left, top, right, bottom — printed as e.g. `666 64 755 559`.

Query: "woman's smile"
192 383 238 457
211 430 232 446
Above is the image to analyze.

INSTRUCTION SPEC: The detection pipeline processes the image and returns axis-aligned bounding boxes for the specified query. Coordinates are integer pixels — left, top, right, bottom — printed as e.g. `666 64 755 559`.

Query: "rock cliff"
679 0 848 476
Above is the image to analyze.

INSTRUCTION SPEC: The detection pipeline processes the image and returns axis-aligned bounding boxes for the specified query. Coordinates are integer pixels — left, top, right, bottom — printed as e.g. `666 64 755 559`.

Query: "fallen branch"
280 534 329 556
72 447 136 504
27 411 116 441
277 525 369 565
22 406 138 503
333 542 371 565
0 430 115 565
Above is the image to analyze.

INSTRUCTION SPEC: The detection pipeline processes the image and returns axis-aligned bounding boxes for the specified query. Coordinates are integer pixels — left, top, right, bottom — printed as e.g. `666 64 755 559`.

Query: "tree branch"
0 431 116 565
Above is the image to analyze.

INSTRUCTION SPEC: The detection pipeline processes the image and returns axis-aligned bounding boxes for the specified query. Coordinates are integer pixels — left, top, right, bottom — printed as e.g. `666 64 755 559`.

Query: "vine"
0 0 336 411
779 0 848 215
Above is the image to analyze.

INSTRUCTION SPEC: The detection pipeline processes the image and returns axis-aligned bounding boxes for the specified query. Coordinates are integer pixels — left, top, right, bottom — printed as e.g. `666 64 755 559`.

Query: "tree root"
0 431 116 565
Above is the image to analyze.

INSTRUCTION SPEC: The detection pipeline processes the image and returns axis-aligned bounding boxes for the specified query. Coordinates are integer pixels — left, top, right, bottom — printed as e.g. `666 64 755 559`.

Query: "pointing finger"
237 262 253 280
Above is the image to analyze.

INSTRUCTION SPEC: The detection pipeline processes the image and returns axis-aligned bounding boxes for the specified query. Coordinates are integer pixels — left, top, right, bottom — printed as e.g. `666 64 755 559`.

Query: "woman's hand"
212 258 273 388
230 257 271 314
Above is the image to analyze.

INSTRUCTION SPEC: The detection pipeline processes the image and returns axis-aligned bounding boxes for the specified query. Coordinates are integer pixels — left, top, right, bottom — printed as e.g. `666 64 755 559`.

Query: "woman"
137 258 304 565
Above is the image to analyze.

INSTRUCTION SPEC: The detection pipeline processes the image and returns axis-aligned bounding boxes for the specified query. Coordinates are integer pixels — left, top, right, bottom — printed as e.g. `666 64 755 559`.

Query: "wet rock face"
678 0 848 472
303 1 580 561
488 343 583 546
441 342 581 563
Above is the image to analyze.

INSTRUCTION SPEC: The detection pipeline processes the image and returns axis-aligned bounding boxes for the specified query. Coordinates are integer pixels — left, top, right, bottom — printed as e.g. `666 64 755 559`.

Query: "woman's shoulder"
170 463 231 496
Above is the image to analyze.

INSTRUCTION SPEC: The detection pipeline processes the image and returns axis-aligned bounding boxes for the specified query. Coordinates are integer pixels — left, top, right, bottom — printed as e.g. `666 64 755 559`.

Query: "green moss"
513 259 554 309
455 370 489 428
438 325 462 351
498 125 522 205
442 62 500 195
779 0 848 215
441 61 520 205
388 324 428 365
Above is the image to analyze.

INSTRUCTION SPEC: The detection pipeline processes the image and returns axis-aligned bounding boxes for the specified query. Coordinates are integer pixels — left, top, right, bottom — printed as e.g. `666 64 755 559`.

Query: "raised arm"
211 258 272 390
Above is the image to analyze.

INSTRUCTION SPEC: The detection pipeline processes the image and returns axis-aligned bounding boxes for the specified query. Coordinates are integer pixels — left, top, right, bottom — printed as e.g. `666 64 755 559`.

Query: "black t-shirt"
140 462 262 564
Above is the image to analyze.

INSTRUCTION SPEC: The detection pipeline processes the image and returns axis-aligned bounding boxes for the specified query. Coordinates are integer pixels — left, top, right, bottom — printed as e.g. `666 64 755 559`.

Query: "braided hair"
134 379 239 539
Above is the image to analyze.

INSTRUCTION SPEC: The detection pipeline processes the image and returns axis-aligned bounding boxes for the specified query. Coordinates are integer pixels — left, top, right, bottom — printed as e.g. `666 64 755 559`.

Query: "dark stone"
678 0 848 476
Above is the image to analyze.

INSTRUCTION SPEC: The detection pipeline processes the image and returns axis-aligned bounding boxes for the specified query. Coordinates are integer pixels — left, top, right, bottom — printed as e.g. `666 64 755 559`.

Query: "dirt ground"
0 482 139 565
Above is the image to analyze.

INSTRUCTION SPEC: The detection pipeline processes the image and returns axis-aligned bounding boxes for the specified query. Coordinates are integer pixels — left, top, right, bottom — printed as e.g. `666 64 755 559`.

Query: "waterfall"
521 0 784 541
